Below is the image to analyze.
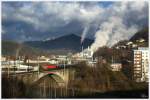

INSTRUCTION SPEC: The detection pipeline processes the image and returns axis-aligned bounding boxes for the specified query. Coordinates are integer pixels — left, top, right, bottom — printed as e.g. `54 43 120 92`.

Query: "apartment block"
133 47 149 82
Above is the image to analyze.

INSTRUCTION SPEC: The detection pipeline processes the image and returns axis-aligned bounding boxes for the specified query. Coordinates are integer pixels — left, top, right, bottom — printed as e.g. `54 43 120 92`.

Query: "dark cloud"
2 1 148 43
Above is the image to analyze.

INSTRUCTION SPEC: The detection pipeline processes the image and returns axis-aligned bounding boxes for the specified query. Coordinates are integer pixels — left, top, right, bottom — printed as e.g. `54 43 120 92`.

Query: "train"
40 64 74 71
41 64 58 71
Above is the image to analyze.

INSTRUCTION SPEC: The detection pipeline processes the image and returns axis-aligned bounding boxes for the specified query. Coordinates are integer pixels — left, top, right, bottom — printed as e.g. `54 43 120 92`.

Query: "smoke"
90 17 138 52
82 2 148 52
81 25 90 44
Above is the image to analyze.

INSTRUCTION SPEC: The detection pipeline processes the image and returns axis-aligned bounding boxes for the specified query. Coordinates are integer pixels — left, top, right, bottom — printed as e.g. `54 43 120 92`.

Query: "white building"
49 59 59 64
136 38 145 43
72 46 94 61
133 47 149 82
86 61 97 67
126 41 133 45
17 64 33 72
110 63 122 71
39 56 50 61
1 56 6 61
81 46 94 59
57 55 67 61
132 44 138 48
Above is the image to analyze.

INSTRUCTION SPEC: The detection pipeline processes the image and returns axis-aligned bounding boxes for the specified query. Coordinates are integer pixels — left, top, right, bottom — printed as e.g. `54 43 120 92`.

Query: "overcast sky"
2 1 148 42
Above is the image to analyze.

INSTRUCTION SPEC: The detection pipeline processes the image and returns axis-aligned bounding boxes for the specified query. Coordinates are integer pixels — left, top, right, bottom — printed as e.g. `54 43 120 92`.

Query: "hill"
2 34 94 56
2 41 51 58
94 27 148 80
24 34 94 53
112 27 149 49
129 27 148 42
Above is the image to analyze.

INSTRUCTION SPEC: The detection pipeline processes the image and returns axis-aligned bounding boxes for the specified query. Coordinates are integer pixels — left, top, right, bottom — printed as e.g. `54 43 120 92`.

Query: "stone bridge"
9 68 75 87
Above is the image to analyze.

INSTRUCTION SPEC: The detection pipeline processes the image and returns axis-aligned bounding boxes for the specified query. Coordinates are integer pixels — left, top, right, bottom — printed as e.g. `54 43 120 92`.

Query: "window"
137 65 141 67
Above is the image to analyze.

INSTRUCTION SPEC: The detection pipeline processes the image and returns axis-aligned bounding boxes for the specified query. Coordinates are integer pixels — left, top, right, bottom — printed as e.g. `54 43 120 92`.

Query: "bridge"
3 67 75 87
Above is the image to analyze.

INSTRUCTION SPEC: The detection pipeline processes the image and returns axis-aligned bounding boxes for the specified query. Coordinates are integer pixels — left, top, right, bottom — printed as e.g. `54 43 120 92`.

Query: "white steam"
81 25 90 44
90 17 138 52
82 2 148 52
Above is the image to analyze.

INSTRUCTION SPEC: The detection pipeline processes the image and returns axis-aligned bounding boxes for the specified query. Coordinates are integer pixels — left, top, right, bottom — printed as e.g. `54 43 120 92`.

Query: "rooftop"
138 47 149 50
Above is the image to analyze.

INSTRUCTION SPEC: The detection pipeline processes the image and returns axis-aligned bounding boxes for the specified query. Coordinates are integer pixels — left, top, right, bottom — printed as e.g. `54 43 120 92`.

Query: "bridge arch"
32 74 59 87
33 72 66 87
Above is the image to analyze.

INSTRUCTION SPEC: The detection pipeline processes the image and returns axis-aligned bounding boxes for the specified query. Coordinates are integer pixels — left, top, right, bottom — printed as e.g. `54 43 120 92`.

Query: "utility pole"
54 86 56 98
8 56 10 78
28 57 30 72
64 59 66 75
112 56 113 64
13 58 15 74
49 82 51 98
43 80 46 97
82 45 84 58
18 56 20 71
60 87 62 97
27 57 29 72
38 56 40 76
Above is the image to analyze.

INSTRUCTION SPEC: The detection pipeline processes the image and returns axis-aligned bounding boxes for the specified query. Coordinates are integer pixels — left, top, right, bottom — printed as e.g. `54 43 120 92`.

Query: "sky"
2 1 148 48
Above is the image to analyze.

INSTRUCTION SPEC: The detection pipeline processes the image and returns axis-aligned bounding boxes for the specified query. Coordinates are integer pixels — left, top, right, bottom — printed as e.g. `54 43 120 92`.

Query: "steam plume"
81 2 148 52
90 17 138 52
81 25 90 44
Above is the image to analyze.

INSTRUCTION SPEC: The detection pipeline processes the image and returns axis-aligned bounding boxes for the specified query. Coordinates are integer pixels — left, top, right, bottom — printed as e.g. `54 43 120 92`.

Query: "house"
39 56 50 61
86 61 97 67
49 59 59 64
126 41 133 45
136 38 145 43
132 44 138 48
110 63 122 71
17 64 33 71
1 56 6 61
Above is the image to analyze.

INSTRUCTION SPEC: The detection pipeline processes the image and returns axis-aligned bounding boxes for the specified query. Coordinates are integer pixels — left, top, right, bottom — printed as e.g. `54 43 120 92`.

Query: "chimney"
88 46 90 50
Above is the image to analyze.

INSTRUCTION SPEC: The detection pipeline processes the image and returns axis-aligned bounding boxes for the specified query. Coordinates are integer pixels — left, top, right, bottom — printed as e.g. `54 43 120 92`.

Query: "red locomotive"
41 64 58 71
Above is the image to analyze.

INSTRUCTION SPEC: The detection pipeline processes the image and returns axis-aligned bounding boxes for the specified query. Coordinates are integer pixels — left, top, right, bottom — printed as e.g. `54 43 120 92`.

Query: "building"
86 61 97 67
72 46 94 62
110 63 122 71
49 59 59 64
82 46 93 58
133 47 149 82
39 56 50 61
1 56 6 61
136 38 145 43
17 64 33 72
57 55 67 61
126 41 133 45
132 44 138 48
77 46 94 61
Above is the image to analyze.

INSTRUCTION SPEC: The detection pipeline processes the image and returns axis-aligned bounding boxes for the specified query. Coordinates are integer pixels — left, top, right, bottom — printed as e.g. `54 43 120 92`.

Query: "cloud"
2 2 103 41
2 2 102 31
2 1 148 47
